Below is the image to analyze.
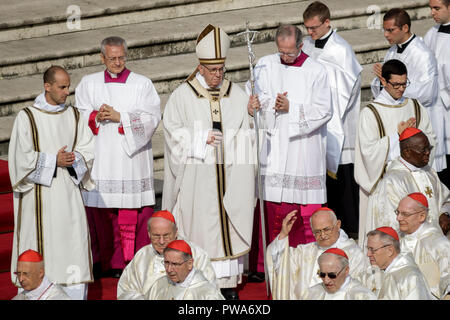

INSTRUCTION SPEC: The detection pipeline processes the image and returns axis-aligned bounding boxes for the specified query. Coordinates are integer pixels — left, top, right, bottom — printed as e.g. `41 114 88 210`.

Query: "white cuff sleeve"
190 130 209 160
70 151 87 185
26 152 57 187
388 133 400 161
271 235 288 272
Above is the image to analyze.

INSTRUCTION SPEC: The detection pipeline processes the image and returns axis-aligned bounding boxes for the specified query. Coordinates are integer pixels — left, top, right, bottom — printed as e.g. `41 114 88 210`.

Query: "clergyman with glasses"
362 227 434 299
117 210 217 300
365 127 449 239
265 207 369 299
370 8 444 172
304 248 376 300
355 59 436 246
146 240 224 300
397 193 450 300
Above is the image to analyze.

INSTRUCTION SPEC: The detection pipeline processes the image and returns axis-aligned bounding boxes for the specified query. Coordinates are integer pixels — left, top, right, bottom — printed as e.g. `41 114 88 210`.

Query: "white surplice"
8 93 95 287
303 29 362 174
370 35 444 171
424 24 450 154
247 53 332 203
400 222 450 299
361 252 435 300
366 156 450 238
117 240 217 300
75 71 161 208
265 229 369 300
355 90 436 245
146 269 224 300
304 276 376 300
12 276 71 300
162 74 255 287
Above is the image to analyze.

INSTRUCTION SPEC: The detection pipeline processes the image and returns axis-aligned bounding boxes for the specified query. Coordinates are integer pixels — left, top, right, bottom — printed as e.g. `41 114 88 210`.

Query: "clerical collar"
374 88 405 105
24 276 52 300
280 51 309 67
315 28 333 49
318 229 347 250
438 23 450 34
396 34 416 53
33 92 66 112
104 68 131 83
399 156 421 172
195 72 222 89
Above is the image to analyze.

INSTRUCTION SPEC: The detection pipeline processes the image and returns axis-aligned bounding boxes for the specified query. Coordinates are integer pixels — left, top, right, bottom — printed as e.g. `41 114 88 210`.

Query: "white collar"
374 88 406 105
107 70 118 78
319 27 333 40
195 72 222 89
384 254 401 272
170 268 196 288
33 92 66 112
408 222 426 238
398 156 421 172
24 276 52 300
318 229 349 250
398 34 415 48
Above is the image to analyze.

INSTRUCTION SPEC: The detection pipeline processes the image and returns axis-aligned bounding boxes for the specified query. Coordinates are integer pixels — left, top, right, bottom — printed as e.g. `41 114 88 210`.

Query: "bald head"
147 217 178 254
310 209 341 248
43 66 69 85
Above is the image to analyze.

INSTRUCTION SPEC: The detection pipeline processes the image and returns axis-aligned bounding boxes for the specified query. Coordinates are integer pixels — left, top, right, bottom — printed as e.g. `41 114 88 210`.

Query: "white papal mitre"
195 24 230 65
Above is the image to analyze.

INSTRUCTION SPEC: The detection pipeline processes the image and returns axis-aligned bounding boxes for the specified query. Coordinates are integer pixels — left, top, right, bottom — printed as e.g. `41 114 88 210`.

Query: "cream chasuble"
117 240 217 300
247 53 332 204
371 35 444 171
355 91 436 245
400 222 450 299
265 229 369 300
162 74 255 274
12 276 71 300
366 157 450 239
304 276 376 300
8 93 95 286
424 24 450 153
303 30 363 174
75 70 161 208
146 269 224 300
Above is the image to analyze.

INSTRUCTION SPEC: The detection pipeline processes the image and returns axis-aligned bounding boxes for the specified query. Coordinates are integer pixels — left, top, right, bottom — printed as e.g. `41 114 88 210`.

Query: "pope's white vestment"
117 240 217 300
304 276 376 300
355 90 436 245
424 24 450 154
266 229 369 300
146 269 224 300
162 73 255 287
8 93 95 292
400 222 450 299
366 157 450 235
370 35 444 171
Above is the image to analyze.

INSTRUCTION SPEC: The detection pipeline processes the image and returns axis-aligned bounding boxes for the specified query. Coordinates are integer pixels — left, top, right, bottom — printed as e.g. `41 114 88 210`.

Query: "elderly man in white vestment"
355 59 436 246
12 250 70 300
247 24 332 280
301 1 363 237
265 207 369 300
162 25 255 300
146 240 224 300
8 66 94 300
75 36 161 278
305 248 376 300
366 128 449 235
396 193 450 299
424 0 450 189
117 210 217 299
371 8 443 172
363 227 434 300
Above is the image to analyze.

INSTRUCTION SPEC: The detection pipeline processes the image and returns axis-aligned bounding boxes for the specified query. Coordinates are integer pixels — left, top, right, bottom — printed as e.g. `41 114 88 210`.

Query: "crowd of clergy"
7 0 450 300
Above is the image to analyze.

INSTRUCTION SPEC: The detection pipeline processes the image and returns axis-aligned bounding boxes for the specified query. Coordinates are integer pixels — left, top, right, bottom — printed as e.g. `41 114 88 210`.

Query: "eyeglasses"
394 209 423 218
202 65 226 74
304 21 325 31
150 234 173 241
105 56 126 63
383 27 401 33
366 244 391 254
318 265 346 279
387 79 410 89
408 145 433 154
163 259 191 268
278 51 299 58
312 221 337 237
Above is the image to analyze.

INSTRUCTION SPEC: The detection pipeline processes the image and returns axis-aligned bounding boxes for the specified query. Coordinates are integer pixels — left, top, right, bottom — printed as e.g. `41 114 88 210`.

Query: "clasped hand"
96 104 121 123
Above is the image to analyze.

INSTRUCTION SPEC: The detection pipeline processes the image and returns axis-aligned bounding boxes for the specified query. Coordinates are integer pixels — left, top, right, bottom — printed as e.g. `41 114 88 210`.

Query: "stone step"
0 16 435 118
0 0 301 42
0 0 430 79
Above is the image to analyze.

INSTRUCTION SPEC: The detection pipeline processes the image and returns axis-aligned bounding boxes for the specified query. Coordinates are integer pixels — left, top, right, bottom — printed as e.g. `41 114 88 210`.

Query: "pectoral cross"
425 186 433 198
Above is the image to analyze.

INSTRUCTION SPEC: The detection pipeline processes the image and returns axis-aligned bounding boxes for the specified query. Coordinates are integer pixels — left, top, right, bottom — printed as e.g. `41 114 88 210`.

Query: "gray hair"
101 36 128 55
275 24 303 48
367 230 401 253
147 216 177 233
318 252 349 270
